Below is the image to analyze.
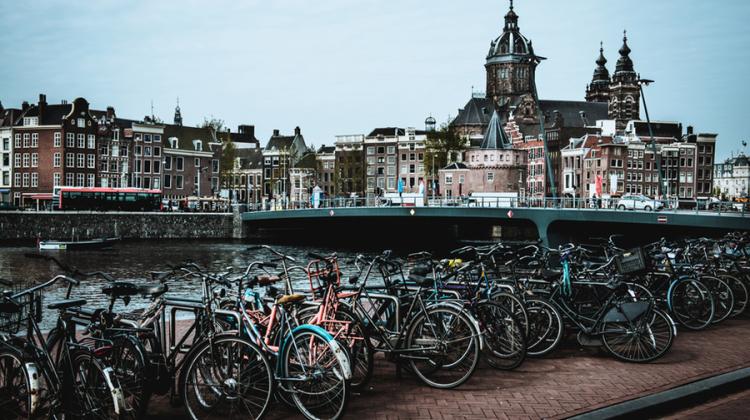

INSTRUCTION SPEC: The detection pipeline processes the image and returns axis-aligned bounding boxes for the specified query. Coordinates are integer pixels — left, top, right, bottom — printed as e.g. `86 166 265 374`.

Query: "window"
23 153 29 167
154 147 161 157
100 160 109 172
387 146 395 154
164 156 172 170
66 153 74 167
31 133 38 147
212 159 219 173
154 134 161 143
134 160 141 173
65 173 74 186
487 172 494 182
153 160 160 174
31 153 38 167
87 174 95 187
367 147 375 155
176 175 184 189
144 160 151 173
14 153 21 168
77 153 85 168
194 158 200 167
66 133 75 147
87 154 95 168
445 174 453 185
76 173 84 187
144 134 151 143
111 161 118 173
193 140 202 151
145 146 152 157
30 173 38 187
77 118 85 128
164 174 172 189
22 173 29 187
176 157 184 171
135 145 142 156
53 173 61 187
87 135 95 149
77 134 85 148
14 173 20 187
22 133 29 148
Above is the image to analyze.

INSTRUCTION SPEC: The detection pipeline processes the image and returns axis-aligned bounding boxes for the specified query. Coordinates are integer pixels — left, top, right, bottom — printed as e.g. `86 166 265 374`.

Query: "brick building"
162 124 220 200
315 145 336 197
334 134 365 197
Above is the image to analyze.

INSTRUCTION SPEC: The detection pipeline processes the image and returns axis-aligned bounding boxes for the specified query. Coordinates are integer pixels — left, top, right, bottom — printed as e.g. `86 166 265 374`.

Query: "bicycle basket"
615 248 647 275
0 289 43 335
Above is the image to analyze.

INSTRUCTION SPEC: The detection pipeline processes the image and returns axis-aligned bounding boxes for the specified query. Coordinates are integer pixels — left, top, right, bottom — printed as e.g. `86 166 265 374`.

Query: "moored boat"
37 237 120 251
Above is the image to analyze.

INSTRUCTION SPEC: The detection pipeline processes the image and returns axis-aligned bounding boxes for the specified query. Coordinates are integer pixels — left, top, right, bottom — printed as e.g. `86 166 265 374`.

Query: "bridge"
241 202 749 247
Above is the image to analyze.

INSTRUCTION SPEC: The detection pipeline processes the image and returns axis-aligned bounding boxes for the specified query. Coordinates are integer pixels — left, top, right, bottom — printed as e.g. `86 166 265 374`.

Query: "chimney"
38 94 47 121
238 124 255 139
579 111 589 126
687 126 693 135
106 106 115 120
273 129 280 137
61 99 68 105
22 101 29 111
294 126 301 136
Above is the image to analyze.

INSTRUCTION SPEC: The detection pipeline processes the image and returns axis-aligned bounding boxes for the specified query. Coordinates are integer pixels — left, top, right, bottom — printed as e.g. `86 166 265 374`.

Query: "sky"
1 0 749 160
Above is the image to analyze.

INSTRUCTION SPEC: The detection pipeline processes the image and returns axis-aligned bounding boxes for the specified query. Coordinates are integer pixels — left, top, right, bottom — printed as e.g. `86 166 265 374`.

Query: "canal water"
0 240 415 330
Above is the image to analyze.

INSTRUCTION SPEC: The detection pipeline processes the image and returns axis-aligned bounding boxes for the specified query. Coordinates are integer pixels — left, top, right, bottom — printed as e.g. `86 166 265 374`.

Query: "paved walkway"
148 318 750 419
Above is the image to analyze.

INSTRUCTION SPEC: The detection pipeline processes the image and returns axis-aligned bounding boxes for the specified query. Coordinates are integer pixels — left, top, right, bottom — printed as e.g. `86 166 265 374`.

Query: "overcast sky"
2 0 749 159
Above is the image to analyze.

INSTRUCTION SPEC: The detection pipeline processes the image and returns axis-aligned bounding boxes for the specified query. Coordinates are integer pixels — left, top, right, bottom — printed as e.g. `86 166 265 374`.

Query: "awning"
23 193 53 200
0 189 9 193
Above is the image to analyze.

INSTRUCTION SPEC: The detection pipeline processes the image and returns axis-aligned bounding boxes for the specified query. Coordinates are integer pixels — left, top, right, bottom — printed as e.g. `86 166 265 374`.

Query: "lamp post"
638 78 666 200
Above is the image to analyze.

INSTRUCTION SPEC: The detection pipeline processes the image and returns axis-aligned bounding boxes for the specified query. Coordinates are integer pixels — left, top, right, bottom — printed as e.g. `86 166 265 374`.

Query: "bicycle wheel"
69 350 120 420
296 305 374 393
602 308 674 363
669 279 714 330
0 349 31 419
525 297 564 357
109 335 151 419
474 301 526 370
490 291 529 337
181 336 274 420
701 276 734 324
405 305 480 389
280 328 349 420
720 274 748 318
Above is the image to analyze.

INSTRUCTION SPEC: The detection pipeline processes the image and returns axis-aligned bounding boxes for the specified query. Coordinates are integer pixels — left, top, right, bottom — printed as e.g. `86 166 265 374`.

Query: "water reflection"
0 240 376 329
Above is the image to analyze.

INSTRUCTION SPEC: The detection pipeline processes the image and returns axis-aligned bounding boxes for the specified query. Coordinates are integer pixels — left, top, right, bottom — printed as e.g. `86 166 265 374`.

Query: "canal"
0 240 380 329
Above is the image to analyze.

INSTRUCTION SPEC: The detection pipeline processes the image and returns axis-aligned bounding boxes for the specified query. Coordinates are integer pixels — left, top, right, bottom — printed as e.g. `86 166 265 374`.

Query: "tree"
201 116 225 133
219 131 237 189
423 124 467 183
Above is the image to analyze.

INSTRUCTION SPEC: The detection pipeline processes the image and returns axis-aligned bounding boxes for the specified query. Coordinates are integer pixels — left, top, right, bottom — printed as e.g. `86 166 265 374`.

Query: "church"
448 0 643 199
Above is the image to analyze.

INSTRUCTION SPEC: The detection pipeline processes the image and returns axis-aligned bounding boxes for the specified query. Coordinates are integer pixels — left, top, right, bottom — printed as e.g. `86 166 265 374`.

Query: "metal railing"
241 196 747 217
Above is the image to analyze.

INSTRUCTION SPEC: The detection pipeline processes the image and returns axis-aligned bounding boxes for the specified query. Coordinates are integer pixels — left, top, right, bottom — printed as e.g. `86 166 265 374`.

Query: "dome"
486 1 536 63
615 32 635 74
591 43 610 84
425 115 436 125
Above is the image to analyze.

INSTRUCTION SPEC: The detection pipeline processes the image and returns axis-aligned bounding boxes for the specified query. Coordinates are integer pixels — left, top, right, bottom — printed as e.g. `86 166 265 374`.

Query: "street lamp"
638 78 666 201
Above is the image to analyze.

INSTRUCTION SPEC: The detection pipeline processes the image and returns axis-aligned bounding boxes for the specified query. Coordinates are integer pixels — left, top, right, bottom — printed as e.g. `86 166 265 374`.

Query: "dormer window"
23 117 38 126
193 140 202 151
169 137 178 148
77 118 85 128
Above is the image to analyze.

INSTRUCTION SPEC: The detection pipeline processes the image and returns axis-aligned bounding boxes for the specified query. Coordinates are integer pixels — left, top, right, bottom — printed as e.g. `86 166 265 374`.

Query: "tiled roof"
442 162 468 170
367 127 428 137
317 145 335 154
452 97 494 127
236 148 263 170
538 100 608 128
163 124 217 152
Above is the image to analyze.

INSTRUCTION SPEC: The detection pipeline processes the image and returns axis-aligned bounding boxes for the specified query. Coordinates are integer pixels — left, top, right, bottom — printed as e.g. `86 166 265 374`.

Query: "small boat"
38 237 120 251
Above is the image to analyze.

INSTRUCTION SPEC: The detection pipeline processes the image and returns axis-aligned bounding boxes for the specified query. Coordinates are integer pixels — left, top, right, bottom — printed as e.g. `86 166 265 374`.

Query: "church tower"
608 32 640 131
485 0 544 112
173 97 183 126
585 42 611 103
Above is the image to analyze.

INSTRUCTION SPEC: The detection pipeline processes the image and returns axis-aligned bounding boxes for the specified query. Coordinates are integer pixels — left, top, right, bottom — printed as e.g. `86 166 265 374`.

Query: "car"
616 194 664 211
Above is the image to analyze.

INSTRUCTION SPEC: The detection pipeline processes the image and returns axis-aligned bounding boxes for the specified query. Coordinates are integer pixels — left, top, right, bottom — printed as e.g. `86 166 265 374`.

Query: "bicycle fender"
25 362 41 415
282 324 352 381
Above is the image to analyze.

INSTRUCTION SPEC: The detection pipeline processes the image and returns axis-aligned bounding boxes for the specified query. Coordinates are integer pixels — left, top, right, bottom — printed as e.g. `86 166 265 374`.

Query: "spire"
504 0 519 30
615 30 634 73
481 109 512 150
592 41 610 83
173 97 183 126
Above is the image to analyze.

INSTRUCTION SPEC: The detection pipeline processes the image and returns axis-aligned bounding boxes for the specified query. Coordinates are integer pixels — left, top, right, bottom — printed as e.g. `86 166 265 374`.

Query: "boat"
38 237 120 251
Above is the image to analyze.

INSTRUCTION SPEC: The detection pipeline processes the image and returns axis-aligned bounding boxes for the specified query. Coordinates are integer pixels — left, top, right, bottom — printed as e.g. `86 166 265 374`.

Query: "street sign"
507 210 514 218
329 210 335 216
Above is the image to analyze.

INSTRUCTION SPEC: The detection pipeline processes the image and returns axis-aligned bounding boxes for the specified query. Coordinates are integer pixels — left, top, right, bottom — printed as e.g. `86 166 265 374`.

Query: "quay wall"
0 211 239 241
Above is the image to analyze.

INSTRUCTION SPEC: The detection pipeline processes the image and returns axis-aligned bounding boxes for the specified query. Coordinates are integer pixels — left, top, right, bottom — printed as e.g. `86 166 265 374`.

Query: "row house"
162 124 220 200
227 148 263 205
262 127 308 202
289 152 317 206
94 109 132 188
130 120 165 190
0 104 16 204
364 127 427 197
334 134 365 197
714 154 750 199
315 145 336 197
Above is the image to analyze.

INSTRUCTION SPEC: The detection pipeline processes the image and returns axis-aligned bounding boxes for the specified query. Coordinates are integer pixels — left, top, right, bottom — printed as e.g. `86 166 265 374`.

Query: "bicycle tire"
602 308 674 363
474 301 526 370
0 348 32 419
525 297 565 357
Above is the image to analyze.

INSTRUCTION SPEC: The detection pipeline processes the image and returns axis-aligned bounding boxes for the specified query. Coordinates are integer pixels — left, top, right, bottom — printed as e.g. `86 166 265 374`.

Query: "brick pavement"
147 318 750 419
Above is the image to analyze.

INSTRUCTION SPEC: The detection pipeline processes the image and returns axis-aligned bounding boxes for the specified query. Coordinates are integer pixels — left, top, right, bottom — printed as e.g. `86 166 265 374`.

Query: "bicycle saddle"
150 271 171 282
277 294 306 305
48 298 87 311
139 283 168 297
102 281 140 297
255 275 281 286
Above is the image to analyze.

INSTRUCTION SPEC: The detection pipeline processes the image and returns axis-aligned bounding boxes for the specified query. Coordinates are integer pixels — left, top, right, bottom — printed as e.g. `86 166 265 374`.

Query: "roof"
317 145 335 154
481 109 512 150
265 135 296 151
630 121 682 139
442 162 468 170
452 97 494 127
236 148 264 170
366 127 427 137
163 124 217 152
16 103 73 126
538 100 608 128
295 152 318 169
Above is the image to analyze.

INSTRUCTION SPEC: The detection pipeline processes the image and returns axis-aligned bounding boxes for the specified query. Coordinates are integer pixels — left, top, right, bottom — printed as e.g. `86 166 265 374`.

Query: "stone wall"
0 212 239 241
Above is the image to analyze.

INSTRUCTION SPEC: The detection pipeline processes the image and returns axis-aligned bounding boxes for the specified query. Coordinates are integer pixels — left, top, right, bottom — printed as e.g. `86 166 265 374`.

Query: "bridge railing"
242 196 747 217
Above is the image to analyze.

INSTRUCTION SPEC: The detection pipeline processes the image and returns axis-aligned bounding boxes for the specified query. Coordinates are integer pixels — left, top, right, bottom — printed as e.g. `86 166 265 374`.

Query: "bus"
52 187 162 211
